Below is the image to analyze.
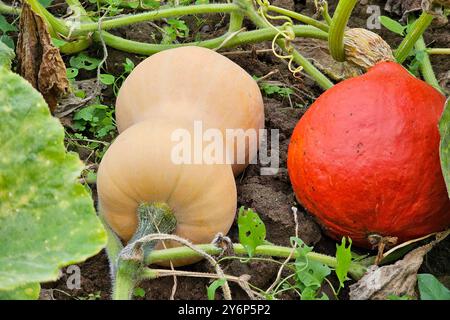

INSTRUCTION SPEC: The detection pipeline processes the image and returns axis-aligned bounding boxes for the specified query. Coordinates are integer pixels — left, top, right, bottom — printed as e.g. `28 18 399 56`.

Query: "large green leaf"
0 283 40 300
418 274 450 300
0 68 107 293
0 40 14 69
439 98 450 198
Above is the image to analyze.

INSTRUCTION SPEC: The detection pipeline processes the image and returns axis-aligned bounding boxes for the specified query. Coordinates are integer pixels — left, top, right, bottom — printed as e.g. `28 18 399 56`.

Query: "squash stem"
242 0 333 90
111 202 177 300
113 260 141 300
145 243 367 280
91 25 327 55
71 3 240 35
426 48 450 55
328 0 358 62
415 35 445 94
0 1 20 14
266 5 329 32
395 11 434 64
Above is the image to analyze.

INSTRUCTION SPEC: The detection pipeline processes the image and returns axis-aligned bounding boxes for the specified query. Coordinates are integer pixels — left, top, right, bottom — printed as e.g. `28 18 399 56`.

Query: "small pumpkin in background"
288 61 450 248
115 46 265 176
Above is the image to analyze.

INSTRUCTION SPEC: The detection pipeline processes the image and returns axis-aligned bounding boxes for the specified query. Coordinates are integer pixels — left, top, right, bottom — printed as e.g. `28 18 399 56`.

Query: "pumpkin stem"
121 202 177 261
112 202 177 300
368 234 398 265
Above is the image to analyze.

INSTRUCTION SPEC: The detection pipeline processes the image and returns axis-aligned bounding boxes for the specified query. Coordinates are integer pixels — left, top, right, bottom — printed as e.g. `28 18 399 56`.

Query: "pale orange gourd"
97 119 237 266
115 46 265 176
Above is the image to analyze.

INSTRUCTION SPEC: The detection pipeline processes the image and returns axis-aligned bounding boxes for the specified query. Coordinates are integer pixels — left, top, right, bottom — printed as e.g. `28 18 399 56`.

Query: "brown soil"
39 0 450 300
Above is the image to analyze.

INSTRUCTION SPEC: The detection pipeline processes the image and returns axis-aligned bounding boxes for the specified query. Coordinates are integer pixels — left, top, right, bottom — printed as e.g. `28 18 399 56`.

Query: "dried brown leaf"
16 3 69 113
349 231 449 300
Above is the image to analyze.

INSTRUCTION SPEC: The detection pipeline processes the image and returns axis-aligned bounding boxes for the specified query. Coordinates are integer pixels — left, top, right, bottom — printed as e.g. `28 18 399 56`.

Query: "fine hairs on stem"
131 233 233 300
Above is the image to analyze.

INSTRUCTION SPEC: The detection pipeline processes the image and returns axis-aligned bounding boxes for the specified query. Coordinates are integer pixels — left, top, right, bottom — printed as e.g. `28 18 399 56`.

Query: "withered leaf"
17 3 69 113
349 231 449 300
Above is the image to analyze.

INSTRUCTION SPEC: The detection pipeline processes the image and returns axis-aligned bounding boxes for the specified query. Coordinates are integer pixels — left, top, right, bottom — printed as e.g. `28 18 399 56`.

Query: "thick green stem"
427 48 450 55
145 243 366 280
111 202 177 300
321 1 332 25
93 25 327 55
71 3 240 35
267 5 329 32
113 260 141 300
0 1 20 14
228 9 244 32
395 12 434 64
415 35 445 94
243 1 333 89
328 0 358 62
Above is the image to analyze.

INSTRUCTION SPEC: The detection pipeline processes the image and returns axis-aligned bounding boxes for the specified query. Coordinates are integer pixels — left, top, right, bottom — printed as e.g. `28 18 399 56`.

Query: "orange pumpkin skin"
287 62 450 248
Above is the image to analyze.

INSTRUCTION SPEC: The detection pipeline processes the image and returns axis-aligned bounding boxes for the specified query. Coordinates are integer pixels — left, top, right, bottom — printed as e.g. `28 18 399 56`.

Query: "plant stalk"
92 25 327 55
0 1 20 14
415 35 445 94
243 0 333 89
395 11 434 64
427 48 450 55
328 0 358 62
71 3 240 35
145 243 366 280
267 5 329 32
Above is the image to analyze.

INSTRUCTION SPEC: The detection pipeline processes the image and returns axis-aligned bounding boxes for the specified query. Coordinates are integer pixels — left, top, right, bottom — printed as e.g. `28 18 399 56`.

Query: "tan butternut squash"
97 119 237 266
115 46 265 176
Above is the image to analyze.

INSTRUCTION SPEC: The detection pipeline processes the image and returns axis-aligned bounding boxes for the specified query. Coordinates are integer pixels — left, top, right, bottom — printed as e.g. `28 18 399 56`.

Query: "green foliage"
207 278 226 300
0 40 14 69
253 76 294 98
70 52 102 71
379 16 406 36
439 99 450 198
0 67 107 297
113 58 135 96
291 237 331 300
237 207 266 258
38 0 54 8
162 18 190 44
0 283 40 300
133 287 145 298
387 294 413 300
335 237 352 288
0 14 17 49
99 73 116 85
78 291 102 300
417 274 450 300
73 103 116 139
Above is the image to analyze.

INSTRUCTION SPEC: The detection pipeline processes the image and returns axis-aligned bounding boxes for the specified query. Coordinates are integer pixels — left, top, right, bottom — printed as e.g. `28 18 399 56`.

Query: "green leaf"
207 278 226 300
0 40 14 69
69 53 101 71
99 73 115 85
379 16 406 36
123 58 135 73
0 15 17 33
292 237 331 296
133 287 145 298
0 68 107 291
418 274 450 300
52 38 68 48
38 0 54 8
335 237 352 288
0 34 14 50
387 294 412 300
0 283 40 300
439 99 450 198
237 207 266 258
66 68 79 79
